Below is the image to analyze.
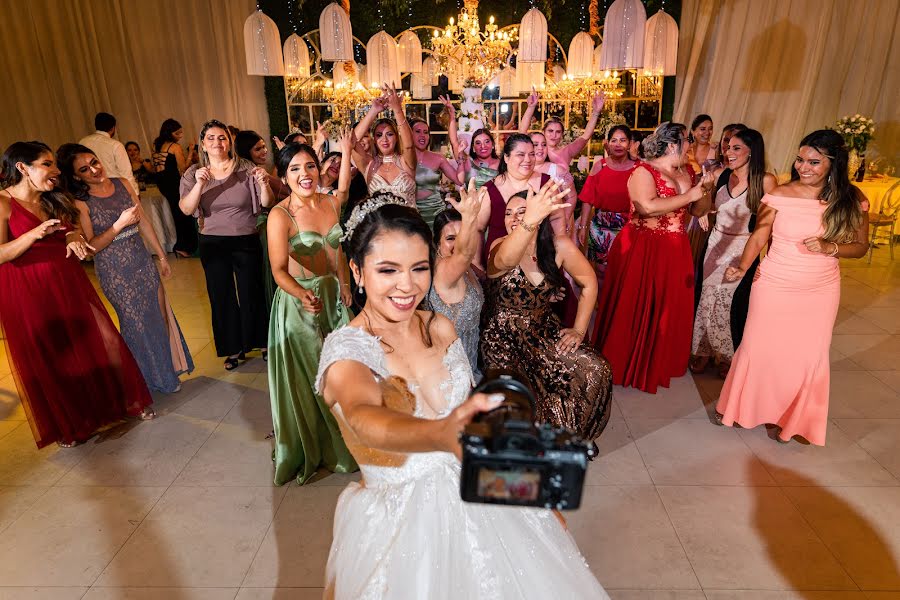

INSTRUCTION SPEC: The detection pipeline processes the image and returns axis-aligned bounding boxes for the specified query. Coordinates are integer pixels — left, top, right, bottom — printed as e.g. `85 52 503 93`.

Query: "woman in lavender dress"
59 144 193 393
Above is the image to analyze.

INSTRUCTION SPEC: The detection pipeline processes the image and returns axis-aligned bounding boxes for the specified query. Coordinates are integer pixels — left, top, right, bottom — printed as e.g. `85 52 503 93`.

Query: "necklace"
381 154 395 164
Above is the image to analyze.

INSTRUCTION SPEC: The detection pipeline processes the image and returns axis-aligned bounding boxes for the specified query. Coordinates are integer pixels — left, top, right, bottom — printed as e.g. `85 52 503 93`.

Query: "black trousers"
199 233 268 357
159 181 198 254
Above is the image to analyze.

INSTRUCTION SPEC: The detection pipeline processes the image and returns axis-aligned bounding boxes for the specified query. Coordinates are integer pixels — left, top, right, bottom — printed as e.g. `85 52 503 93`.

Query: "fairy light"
376 0 385 30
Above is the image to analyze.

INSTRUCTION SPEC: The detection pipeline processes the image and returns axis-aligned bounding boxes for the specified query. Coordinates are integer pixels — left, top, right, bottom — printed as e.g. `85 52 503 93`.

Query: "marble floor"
0 250 898 600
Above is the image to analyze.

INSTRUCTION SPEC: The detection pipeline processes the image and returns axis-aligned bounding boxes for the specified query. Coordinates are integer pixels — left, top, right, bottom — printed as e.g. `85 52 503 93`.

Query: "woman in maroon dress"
592 123 715 393
0 142 154 448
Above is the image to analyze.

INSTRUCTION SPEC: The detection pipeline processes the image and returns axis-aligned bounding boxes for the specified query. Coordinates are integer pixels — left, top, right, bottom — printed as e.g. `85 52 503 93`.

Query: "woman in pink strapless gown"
716 130 870 445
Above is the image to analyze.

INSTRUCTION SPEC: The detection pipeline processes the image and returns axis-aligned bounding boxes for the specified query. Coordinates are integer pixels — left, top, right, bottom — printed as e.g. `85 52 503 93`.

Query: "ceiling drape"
674 0 899 173
0 0 270 154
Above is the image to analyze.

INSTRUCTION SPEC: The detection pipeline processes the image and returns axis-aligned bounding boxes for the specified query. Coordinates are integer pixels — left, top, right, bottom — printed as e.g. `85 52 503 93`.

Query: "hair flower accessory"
340 193 409 243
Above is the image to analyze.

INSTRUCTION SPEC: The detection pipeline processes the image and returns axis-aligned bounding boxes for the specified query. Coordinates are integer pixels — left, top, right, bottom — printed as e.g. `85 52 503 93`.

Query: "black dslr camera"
459 370 593 510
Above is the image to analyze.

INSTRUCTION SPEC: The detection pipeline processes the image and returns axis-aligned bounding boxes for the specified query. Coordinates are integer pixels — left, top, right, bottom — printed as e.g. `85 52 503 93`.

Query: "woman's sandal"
140 407 157 421
224 352 246 371
689 356 709 374
57 440 80 448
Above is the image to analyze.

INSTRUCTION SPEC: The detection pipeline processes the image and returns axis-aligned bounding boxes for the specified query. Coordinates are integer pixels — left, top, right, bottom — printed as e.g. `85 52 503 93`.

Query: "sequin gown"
691 184 752 363
592 163 694 393
366 162 417 207
86 179 194 393
716 195 868 445
0 197 152 448
315 326 609 600
481 267 612 441
268 201 357 485
427 269 484 381
415 163 446 228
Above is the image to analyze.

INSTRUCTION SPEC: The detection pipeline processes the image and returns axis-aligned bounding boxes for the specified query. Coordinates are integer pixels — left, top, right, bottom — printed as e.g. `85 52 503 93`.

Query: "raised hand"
527 87 538 107
447 177 485 220
591 92 605 114
339 127 355 154
315 121 328 145
272 135 285 151
438 95 456 119
521 179 570 228
382 83 403 112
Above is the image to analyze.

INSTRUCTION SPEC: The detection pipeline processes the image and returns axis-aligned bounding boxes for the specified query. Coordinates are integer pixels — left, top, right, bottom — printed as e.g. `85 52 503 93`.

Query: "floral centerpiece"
834 114 875 181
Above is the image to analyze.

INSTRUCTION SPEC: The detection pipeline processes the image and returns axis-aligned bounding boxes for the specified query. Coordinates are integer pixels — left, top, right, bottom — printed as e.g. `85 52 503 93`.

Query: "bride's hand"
439 392 505 460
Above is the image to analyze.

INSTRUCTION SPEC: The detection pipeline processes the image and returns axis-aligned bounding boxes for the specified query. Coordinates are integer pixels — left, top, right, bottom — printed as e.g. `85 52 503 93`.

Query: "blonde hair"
642 122 687 159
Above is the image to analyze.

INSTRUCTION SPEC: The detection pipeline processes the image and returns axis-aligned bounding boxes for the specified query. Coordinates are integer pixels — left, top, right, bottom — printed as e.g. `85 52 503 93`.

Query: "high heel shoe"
224 352 246 371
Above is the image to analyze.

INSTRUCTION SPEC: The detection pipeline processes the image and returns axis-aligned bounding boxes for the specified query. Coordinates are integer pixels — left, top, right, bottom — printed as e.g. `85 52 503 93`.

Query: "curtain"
674 0 899 173
0 0 270 155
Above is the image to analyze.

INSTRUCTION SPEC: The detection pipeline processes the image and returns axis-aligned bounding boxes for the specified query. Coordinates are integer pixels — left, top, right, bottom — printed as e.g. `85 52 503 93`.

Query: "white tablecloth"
141 185 177 253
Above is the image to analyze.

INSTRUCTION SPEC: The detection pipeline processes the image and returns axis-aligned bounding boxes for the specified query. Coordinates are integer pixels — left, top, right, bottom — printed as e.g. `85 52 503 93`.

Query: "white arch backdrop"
674 0 899 175
0 0 270 154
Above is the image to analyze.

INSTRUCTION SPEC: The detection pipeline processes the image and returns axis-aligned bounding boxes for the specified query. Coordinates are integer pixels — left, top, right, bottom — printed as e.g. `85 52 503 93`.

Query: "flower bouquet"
834 114 875 181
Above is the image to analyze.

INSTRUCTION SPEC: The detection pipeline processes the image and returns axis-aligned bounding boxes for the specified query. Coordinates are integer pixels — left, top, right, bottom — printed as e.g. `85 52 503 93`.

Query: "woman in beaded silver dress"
427 179 485 380
58 144 193 395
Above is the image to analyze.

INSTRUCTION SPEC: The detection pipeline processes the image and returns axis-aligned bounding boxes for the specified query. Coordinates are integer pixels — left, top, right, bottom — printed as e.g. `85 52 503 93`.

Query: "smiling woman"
0 141 154 448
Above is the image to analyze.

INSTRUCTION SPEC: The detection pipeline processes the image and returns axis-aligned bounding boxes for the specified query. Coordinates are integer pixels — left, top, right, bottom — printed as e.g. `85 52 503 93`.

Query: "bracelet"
573 328 585 337
829 242 839 257
519 220 537 233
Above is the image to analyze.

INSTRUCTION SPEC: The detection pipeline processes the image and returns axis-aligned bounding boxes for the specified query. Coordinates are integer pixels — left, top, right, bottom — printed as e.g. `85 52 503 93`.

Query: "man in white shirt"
79 112 139 194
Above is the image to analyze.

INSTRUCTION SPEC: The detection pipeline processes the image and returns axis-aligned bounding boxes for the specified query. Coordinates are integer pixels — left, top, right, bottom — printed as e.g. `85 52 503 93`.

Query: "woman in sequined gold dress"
592 123 715 394
316 199 609 599
481 180 612 442
353 85 418 207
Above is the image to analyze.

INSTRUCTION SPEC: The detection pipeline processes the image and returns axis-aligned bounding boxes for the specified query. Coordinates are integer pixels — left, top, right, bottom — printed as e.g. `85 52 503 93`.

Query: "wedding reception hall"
0 0 898 598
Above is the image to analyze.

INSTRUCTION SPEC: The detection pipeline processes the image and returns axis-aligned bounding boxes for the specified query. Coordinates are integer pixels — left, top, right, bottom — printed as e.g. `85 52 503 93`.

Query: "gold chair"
867 179 899 263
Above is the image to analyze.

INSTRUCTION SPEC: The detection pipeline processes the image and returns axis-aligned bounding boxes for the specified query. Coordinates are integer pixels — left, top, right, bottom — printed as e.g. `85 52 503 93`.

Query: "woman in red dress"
0 141 154 448
592 123 715 393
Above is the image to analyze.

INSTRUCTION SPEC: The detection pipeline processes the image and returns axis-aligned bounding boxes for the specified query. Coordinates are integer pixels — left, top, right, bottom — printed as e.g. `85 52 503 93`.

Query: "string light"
579 1 587 30
376 0 385 30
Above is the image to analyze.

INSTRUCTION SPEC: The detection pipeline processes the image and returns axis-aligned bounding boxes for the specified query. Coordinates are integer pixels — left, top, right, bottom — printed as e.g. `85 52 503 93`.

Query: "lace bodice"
315 326 474 486
630 163 689 234
367 166 417 207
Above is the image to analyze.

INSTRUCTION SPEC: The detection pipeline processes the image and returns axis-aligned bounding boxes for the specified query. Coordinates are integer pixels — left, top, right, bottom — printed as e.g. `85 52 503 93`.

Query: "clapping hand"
521 179 571 229
447 177 486 221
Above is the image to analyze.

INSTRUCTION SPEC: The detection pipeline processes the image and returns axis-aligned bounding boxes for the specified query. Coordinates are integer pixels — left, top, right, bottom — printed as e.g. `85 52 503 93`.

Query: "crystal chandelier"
430 0 516 88
543 69 623 114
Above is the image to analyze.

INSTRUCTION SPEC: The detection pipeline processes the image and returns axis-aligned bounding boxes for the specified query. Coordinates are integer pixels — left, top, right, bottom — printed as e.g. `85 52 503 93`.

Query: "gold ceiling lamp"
430 0 516 88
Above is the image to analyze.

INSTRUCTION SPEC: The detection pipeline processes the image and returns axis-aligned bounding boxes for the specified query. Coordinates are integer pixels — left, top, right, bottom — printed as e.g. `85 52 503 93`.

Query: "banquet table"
859 176 899 240
141 184 177 253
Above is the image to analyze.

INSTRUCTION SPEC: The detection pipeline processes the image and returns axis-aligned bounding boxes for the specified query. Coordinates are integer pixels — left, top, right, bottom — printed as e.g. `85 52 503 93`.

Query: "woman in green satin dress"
410 117 464 228
266 132 358 485
439 96 500 191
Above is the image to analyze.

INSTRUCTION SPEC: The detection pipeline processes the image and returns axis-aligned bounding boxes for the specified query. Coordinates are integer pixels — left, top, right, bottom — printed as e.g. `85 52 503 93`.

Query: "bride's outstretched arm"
322 359 502 458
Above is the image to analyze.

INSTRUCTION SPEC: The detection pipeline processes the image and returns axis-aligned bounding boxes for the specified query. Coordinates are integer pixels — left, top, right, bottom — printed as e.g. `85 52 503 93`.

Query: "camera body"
459 371 593 511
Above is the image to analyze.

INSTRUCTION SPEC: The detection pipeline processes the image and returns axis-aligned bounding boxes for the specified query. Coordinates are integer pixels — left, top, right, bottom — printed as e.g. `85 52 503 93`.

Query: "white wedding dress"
315 326 609 600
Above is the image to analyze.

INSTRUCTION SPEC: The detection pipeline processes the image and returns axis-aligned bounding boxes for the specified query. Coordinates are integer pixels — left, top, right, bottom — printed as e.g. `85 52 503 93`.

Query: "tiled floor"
0 251 898 600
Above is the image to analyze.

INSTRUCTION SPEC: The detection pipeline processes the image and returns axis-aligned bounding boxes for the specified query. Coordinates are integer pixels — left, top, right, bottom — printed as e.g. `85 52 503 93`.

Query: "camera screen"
476 468 542 501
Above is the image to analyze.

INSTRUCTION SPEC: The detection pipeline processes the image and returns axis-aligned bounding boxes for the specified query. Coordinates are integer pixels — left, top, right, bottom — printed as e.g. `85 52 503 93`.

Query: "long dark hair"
716 123 747 164
468 128 498 161
790 129 863 242
508 190 565 291
687 114 712 143
0 141 80 224
275 143 321 178
432 207 461 246
728 129 766 213
153 119 182 152
56 143 98 200
346 194 438 349
234 130 265 163
497 133 533 176
372 118 400 156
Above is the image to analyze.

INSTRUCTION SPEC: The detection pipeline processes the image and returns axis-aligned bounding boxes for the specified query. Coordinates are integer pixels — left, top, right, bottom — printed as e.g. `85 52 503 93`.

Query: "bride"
315 190 609 599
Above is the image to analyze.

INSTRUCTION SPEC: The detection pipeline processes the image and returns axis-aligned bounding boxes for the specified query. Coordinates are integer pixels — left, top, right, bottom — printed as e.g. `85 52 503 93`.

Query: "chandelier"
430 0 515 88
322 79 383 129
543 69 624 114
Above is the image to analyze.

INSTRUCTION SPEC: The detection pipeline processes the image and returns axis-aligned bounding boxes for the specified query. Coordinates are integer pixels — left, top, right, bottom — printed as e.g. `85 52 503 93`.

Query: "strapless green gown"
415 163 446 229
268 206 357 485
